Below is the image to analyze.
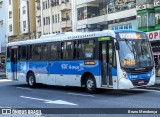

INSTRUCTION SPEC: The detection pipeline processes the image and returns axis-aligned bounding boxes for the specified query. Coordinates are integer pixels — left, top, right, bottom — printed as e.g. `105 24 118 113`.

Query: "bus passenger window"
50 44 57 60
65 41 73 60
73 41 77 59
32 45 41 60
41 44 48 60
28 45 32 60
20 46 27 61
61 43 64 59
78 40 94 59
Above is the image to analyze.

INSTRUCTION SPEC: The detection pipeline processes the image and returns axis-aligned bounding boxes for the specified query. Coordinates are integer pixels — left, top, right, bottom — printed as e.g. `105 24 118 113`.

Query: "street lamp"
22 0 31 39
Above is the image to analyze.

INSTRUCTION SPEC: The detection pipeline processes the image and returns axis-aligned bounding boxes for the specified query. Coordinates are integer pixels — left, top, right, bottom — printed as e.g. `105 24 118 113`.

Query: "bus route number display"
123 60 136 66
119 33 145 39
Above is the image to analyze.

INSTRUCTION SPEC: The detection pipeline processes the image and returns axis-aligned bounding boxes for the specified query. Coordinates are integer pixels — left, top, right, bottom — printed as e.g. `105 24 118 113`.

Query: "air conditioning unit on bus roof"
40 32 83 39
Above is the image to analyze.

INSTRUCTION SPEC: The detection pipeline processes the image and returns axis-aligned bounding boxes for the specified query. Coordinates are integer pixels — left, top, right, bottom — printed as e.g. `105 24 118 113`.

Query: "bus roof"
7 30 144 47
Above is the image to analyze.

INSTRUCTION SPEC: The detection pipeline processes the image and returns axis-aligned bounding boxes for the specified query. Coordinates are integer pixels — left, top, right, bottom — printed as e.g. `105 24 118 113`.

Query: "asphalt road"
0 79 160 117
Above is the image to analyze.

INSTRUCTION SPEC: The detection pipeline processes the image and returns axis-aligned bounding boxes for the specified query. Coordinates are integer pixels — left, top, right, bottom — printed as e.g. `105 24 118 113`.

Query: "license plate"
138 80 144 84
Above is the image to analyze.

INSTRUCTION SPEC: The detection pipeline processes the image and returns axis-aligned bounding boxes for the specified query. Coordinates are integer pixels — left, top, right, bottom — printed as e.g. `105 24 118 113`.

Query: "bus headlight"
151 67 155 76
122 70 128 79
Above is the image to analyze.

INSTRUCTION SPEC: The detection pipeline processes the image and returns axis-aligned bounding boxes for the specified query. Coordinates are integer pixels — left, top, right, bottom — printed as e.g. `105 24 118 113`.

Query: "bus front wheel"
27 73 36 88
85 75 96 93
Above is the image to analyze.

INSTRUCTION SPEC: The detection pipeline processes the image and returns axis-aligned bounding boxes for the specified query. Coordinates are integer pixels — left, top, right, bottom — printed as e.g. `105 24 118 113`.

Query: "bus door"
101 41 114 87
11 47 19 80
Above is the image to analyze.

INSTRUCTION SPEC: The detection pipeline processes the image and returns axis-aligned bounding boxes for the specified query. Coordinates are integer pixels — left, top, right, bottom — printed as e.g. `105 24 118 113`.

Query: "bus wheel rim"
87 79 94 90
29 76 34 86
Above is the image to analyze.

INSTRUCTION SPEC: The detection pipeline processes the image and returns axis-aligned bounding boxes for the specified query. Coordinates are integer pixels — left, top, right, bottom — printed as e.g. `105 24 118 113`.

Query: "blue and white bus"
6 30 155 93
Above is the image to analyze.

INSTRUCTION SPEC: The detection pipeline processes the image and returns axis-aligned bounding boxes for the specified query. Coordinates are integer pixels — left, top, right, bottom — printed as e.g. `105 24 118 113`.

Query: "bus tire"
85 75 96 93
27 73 36 88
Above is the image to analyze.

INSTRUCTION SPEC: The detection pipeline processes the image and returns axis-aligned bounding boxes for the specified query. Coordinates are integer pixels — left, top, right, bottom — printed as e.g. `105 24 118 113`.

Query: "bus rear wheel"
27 73 36 88
85 75 96 93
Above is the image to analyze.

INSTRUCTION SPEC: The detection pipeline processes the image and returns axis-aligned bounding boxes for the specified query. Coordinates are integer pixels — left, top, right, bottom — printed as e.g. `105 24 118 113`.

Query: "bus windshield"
119 39 154 68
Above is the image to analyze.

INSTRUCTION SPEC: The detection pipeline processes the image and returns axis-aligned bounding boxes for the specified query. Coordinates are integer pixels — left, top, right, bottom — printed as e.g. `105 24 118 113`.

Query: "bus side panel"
16 61 28 83
6 62 12 80
28 61 48 84
51 60 101 87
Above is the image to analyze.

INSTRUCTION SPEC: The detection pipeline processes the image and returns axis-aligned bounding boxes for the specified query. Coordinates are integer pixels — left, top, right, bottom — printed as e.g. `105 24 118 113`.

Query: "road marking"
68 93 95 97
0 79 11 82
17 87 32 90
20 96 77 106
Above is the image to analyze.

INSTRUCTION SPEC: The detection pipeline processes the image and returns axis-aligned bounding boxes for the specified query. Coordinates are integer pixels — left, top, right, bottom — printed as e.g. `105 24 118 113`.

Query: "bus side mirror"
115 42 120 50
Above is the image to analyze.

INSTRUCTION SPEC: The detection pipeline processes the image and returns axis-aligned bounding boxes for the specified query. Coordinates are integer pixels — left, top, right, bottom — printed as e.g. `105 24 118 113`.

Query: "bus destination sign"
119 33 146 39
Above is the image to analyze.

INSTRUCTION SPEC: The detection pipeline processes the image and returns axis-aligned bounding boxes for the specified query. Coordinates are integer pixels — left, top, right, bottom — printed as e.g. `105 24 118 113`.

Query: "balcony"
60 2 71 11
60 20 72 28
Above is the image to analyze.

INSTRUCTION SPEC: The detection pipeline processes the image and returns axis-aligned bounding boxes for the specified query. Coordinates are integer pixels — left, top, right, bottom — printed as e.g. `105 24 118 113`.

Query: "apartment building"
0 0 7 60
72 0 137 32
35 0 72 38
7 0 36 42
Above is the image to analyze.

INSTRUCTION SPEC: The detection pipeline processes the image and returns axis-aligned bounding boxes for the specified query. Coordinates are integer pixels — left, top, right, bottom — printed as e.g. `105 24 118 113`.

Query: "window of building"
20 46 27 61
9 24 12 31
43 2 45 9
0 20 3 27
48 0 50 8
52 15 54 23
155 10 160 25
9 11 12 18
9 0 11 5
78 40 95 59
50 43 58 60
58 14 60 22
22 6 26 14
137 12 155 28
38 19 41 26
46 17 48 25
45 1 48 9
41 44 48 60
23 21 26 30
148 13 155 26
48 17 50 24
32 45 41 60
108 0 136 14
0 1 3 8
43 17 45 25
55 15 57 23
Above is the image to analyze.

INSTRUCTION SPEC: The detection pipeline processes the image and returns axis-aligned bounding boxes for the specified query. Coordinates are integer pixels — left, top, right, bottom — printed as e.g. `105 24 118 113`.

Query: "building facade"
0 0 8 62
136 0 160 76
7 0 20 42
19 0 36 40
72 0 137 32
7 0 36 42
35 0 72 38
